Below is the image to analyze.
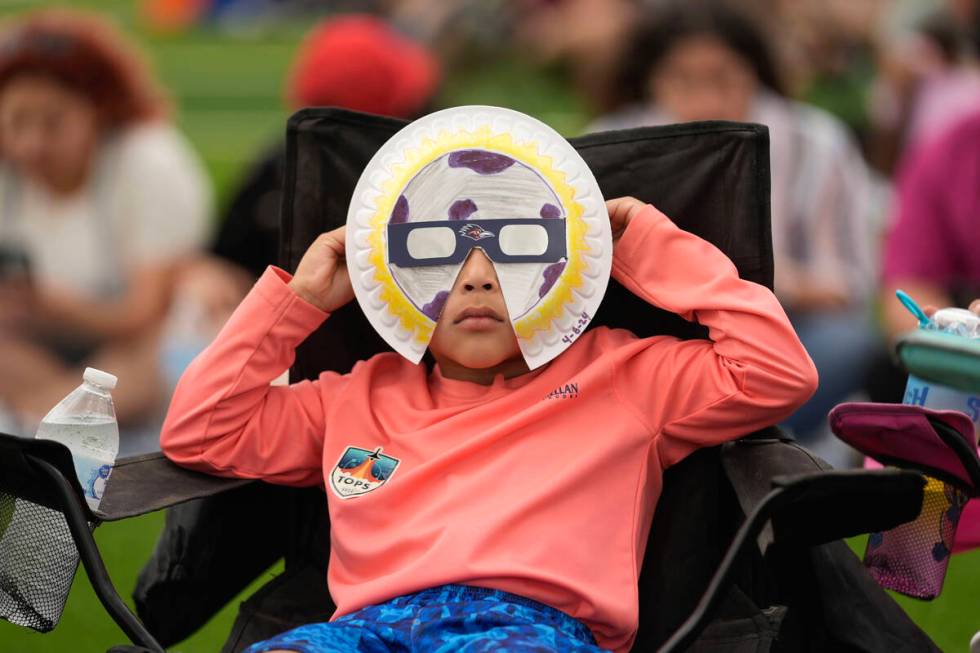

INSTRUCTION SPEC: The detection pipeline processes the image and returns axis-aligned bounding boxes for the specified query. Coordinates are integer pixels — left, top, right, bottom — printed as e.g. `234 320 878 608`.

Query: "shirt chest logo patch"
546 382 580 400
330 446 400 500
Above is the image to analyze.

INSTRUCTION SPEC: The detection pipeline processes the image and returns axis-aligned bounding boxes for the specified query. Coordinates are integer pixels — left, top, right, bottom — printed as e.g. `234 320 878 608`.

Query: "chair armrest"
659 467 926 653
720 428 829 551
0 431 251 523
721 429 927 550
96 452 253 522
0 431 98 522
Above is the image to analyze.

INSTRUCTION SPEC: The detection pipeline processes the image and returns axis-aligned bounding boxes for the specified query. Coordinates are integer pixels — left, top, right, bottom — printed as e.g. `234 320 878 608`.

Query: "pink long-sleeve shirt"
161 205 817 652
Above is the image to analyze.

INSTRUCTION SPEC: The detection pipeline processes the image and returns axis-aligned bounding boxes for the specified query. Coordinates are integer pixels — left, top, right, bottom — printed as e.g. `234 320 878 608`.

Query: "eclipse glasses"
388 219 567 268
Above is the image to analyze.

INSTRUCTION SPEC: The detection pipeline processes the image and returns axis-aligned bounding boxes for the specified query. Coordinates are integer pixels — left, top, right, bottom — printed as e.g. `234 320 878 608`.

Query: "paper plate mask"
346 106 611 369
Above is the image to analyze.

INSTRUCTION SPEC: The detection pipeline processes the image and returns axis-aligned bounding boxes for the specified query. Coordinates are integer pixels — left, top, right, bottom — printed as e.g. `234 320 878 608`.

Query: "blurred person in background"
869 0 980 173
0 10 211 435
513 0 639 115
385 0 511 59
591 0 881 466
865 6 980 404
156 15 441 394
210 14 440 280
765 0 888 150
872 109 980 391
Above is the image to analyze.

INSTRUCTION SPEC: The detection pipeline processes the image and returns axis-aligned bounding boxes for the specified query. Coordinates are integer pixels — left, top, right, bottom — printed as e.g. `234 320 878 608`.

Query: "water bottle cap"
84 367 118 390
932 307 980 338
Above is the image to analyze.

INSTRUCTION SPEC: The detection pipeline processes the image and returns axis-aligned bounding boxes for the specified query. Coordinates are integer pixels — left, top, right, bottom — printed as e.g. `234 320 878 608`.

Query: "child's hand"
606 196 648 244
289 227 355 313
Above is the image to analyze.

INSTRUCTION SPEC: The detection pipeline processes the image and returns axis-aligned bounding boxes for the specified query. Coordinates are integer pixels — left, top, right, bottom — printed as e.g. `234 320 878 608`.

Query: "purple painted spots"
448 150 516 175
449 198 478 221
391 195 409 224
422 290 449 321
538 261 566 298
540 203 561 219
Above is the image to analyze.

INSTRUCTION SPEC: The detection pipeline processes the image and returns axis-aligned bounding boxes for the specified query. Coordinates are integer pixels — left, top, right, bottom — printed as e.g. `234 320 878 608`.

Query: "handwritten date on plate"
561 311 592 345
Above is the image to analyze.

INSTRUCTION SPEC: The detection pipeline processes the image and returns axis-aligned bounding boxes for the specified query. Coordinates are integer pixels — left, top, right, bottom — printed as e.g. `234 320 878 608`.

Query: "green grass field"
0 3 976 651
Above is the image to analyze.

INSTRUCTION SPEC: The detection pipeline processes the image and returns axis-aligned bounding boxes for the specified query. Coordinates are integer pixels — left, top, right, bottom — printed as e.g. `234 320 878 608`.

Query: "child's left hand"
606 196 648 244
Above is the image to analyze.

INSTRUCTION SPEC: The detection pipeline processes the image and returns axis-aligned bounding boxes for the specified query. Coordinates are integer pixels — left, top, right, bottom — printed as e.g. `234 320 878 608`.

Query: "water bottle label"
71 456 113 511
85 464 113 501
904 381 930 407
904 375 980 437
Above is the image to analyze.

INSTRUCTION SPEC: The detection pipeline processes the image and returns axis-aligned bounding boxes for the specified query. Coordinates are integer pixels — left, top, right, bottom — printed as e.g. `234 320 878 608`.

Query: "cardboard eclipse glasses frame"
388 218 567 268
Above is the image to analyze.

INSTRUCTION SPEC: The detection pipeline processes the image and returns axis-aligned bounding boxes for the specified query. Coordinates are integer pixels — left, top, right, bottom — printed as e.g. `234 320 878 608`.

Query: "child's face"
428 248 522 369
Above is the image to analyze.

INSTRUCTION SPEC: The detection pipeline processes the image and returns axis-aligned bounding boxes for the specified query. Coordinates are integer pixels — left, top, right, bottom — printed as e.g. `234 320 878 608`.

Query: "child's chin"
456 354 511 369
453 347 519 370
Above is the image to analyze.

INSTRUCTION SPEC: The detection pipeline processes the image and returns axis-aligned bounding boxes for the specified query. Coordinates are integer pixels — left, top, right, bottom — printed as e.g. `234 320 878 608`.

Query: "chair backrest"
280 108 773 380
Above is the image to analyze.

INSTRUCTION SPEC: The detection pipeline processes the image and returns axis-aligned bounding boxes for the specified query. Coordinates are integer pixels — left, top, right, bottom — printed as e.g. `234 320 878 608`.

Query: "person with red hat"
287 15 440 120
211 14 441 280
155 15 441 403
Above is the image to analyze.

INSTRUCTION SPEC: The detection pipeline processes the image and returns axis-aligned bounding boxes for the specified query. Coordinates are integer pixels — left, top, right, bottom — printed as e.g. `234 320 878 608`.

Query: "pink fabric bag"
830 403 980 599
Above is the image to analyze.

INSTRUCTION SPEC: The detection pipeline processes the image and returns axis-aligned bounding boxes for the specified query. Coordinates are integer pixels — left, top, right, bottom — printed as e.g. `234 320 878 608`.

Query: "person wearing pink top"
877 112 980 554
160 196 817 653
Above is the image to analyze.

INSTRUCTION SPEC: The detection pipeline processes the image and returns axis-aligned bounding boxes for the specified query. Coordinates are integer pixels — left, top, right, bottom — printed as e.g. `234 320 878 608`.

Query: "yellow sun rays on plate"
366 125 588 344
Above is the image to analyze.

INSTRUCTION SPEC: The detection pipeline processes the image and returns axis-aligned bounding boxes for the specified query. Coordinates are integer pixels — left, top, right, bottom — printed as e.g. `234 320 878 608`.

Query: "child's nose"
457 249 499 293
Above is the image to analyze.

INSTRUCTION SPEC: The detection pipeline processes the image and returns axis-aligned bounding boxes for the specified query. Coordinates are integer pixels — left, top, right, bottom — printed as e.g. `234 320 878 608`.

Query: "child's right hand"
288 227 355 313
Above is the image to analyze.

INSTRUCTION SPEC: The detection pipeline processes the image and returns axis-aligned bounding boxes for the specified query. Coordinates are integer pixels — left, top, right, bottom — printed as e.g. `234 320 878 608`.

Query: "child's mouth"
454 307 504 329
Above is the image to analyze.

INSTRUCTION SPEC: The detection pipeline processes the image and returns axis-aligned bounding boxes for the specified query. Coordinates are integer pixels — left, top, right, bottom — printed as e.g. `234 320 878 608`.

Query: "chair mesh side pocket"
0 492 80 632
863 475 968 599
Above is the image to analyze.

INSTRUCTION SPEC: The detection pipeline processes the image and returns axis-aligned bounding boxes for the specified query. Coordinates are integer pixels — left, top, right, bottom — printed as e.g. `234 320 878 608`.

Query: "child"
162 185 817 650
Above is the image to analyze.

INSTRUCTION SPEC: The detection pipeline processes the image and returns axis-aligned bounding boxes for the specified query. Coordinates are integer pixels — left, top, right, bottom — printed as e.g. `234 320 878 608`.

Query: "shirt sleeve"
160 266 343 486
113 125 212 267
607 205 818 468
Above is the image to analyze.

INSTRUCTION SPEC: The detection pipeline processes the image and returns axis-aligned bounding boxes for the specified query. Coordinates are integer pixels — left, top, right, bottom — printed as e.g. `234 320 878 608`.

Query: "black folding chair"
0 108 941 653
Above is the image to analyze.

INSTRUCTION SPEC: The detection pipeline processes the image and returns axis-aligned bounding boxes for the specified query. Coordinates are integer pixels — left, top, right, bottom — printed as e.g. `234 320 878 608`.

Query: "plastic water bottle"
930 307 980 339
899 298 980 439
35 368 119 511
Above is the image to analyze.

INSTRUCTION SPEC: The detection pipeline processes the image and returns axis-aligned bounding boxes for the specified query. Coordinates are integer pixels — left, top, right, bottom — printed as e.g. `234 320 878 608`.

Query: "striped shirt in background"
589 91 885 311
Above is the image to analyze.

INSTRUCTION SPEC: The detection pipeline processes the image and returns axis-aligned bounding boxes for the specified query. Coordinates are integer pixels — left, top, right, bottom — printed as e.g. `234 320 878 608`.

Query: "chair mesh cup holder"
830 403 980 600
0 431 184 652
0 491 83 632
0 435 99 634
863 476 968 599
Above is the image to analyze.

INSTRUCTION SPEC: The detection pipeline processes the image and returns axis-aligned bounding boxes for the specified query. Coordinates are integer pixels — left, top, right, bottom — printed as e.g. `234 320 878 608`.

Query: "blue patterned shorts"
243 584 608 652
